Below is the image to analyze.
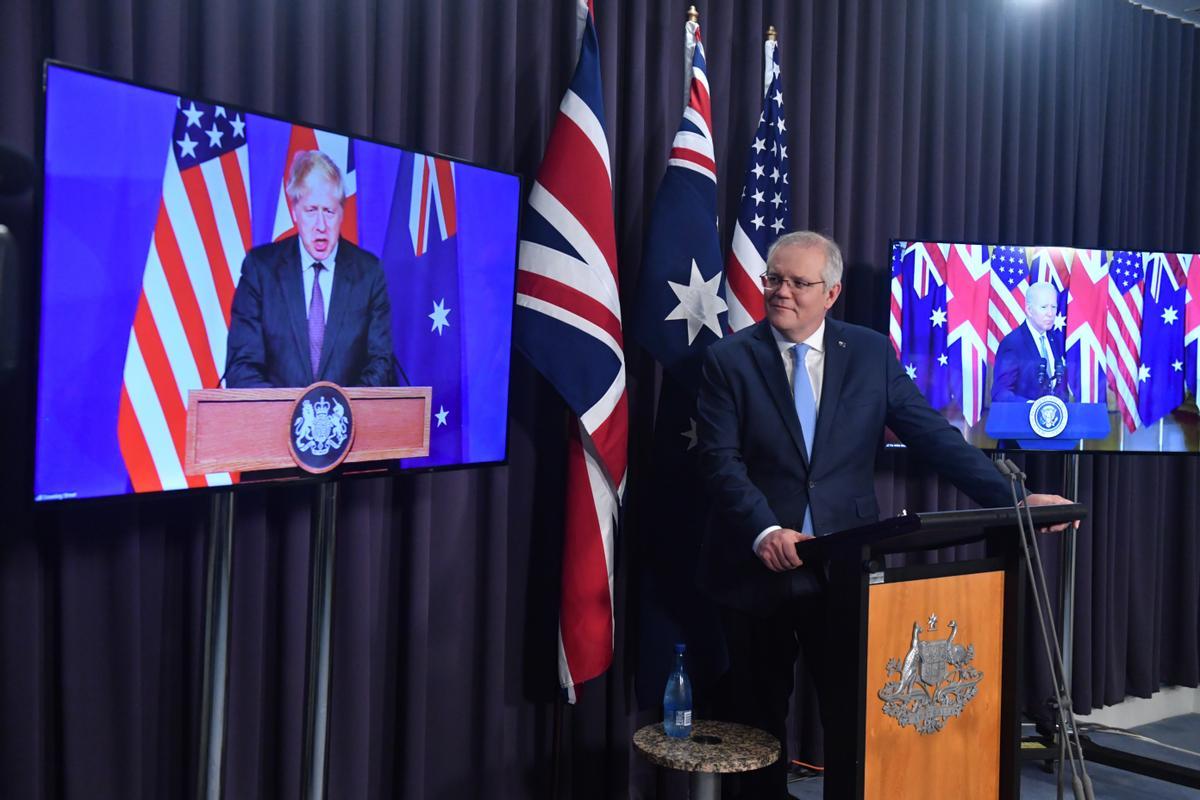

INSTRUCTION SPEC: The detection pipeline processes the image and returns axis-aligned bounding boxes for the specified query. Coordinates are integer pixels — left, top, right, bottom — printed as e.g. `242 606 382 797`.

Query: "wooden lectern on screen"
183 384 431 475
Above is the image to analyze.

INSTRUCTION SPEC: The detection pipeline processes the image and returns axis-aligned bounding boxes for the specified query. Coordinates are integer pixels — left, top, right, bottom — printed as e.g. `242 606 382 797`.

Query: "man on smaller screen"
225 150 395 388
991 282 1068 402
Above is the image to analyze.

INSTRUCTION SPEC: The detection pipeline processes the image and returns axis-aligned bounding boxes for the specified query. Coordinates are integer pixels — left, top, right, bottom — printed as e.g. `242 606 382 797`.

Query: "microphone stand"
997 459 1094 800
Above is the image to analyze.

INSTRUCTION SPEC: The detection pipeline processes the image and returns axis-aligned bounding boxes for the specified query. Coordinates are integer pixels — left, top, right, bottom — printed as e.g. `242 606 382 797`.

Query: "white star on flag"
1138 364 1151 382
214 106 227 118
182 102 204 128
429 298 451 334
230 115 246 138
681 418 698 450
770 218 785 234
752 137 766 153
751 214 765 230
176 133 198 159
937 353 949 366
751 163 765 179
1162 306 1179 324
1054 314 1066 331
905 363 917 379
205 122 224 148
665 259 728 345
435 405 449 426
1173 360 1184 372
752 189 765 205
930 307 947 327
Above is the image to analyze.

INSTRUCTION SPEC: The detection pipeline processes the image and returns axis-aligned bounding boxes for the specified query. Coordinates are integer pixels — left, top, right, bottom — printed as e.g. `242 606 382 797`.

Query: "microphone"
392 353 411 386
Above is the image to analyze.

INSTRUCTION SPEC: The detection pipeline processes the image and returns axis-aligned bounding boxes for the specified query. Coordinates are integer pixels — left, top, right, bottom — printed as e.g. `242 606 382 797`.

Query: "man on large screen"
991 281 1068 402
225 150 395 388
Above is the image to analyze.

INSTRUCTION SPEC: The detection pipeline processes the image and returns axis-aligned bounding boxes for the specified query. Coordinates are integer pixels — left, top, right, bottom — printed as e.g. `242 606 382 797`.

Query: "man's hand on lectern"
1024 493 1079 533
756 528 815 572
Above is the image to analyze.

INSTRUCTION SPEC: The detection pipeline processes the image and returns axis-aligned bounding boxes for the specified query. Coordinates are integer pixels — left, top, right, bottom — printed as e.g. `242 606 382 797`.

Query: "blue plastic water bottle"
662 642 693 738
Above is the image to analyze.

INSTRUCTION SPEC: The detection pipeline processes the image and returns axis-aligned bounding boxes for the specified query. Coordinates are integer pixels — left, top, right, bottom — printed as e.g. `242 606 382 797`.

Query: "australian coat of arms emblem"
878 613 982 734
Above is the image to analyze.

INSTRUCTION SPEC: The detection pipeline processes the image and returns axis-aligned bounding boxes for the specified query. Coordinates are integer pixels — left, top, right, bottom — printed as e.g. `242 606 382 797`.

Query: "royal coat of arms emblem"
294 395 349 456
878 613 983 734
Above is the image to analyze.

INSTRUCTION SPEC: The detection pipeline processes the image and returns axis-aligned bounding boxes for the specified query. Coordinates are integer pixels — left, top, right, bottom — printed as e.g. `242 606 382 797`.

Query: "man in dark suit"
695 231 1070 797
992 282 1068 402
225 150 395 388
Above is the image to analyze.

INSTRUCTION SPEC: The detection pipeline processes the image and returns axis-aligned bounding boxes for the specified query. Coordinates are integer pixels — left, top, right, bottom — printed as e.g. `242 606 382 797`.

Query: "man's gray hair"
1025 281 1059 307
285 150 345 205
766 230 844 287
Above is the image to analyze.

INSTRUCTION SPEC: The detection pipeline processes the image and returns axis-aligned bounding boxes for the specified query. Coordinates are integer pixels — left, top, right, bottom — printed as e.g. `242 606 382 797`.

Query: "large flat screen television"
889 240 1200 453
34 63 521 501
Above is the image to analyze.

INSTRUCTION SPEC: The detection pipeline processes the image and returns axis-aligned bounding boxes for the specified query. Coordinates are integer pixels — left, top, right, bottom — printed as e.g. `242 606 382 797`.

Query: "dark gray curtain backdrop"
1 1 1198 798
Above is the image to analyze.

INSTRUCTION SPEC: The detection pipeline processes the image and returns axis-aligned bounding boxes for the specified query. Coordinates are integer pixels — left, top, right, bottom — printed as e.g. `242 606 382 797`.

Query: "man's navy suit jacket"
991 324 1068 402
225 237 395 388
695 318 1012 615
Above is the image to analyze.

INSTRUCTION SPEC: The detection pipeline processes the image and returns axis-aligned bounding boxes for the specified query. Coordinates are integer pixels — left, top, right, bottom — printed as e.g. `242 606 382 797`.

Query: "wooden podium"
184 384 432 474
795 503 1087 799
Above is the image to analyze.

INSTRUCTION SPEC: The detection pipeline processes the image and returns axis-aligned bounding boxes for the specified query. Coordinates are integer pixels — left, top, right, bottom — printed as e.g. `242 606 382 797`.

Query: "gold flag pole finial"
766 25 777 41
687 5 699 23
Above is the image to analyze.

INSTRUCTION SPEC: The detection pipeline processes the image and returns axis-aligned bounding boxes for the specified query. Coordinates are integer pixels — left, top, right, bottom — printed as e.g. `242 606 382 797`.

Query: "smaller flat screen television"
34 63 521 501
889 240 1200 453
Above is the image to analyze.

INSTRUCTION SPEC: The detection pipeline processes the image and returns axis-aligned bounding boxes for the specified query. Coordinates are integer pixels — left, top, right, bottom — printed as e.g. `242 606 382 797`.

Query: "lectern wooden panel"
863 570 1005 799
184 386 431 475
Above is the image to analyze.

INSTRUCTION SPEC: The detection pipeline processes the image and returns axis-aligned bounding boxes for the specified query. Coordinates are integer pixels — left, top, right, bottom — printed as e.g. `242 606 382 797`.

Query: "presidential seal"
877 613 983 734
1029 395 1069 438
289 382 355 473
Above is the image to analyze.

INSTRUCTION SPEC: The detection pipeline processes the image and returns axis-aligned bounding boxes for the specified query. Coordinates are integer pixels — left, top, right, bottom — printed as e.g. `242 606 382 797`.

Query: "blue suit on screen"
225 237 395 388
991 324 1068 402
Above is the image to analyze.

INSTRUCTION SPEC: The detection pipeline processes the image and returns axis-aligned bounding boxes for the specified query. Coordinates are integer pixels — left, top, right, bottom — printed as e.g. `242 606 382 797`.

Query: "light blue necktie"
792 343 816 535
1037 333 1053 379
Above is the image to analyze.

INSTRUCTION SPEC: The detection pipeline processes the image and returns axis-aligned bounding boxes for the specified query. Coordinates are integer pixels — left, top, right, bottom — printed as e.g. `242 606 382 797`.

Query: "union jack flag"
1186 254 1200 397
117 99 249 491
1138 252 1187 426
724 34 789 332
1106 250 1145 431
946 244 990 425
512 0 627 702
1029 245 1071 330
271 126 359 244
1066 248 1109 403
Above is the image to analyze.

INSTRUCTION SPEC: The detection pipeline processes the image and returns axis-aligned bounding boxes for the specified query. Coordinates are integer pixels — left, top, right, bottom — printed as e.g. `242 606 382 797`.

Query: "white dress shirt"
1026 319 1055 379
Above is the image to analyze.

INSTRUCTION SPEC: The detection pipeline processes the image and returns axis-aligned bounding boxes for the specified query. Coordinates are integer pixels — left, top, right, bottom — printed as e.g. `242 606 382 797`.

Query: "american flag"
889 241 904 356
987 245 1030 362
1106 250 1145 431
1186 253 1200 397
271 126 359 244
724 34 789 332
946 244 990 425
512 0 627 702
117 99 249 491
1066 248 1109 403
1138 252 1187 426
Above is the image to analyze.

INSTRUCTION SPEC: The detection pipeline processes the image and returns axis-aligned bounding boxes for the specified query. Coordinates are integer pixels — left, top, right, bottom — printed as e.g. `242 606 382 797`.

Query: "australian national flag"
384 152 463 466
897 242 952 410
630 17 727 707
1138 252 1186 426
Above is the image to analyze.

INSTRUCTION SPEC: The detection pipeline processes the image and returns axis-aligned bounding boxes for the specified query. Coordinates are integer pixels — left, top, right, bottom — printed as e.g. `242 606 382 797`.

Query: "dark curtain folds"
2 1 1199 798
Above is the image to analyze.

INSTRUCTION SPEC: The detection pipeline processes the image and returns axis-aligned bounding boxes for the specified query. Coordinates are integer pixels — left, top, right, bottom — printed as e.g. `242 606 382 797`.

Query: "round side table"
633 719 780 800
